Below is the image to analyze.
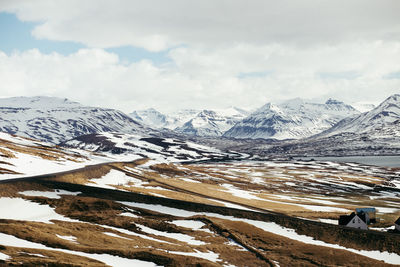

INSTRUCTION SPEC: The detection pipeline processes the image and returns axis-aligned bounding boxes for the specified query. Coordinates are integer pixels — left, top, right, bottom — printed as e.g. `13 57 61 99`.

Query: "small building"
339 212 368 230
395 217 400 232
355 208 376 224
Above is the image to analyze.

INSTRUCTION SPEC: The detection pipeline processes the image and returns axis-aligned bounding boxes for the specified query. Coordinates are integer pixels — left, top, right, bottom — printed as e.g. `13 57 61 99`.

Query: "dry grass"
50 165 113 185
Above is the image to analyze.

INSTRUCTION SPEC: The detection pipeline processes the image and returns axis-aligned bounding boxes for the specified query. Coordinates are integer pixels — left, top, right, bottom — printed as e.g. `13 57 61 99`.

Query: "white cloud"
0 44 399 113
0 0 399 112
1 0 400 51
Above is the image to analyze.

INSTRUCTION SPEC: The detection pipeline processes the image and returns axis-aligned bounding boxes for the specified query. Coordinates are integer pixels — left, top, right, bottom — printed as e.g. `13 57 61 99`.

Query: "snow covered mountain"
0 96 147 144
175 107 250 137
223 98 360 140
250 94 400 157
317 94 400 138
130 107 249 137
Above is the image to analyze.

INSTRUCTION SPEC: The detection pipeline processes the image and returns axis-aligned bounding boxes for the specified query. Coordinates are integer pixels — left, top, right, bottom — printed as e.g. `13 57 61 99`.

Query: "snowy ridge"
224 98 360 140
0 96 147 144
62 132 241 163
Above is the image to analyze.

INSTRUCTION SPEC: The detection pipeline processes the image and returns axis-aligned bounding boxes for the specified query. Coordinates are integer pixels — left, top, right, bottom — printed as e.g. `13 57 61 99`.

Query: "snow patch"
0 197 78 224
20 190 81 199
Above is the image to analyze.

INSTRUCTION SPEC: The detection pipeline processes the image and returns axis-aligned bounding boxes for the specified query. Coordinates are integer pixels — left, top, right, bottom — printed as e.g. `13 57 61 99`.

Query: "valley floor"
0 158 399 266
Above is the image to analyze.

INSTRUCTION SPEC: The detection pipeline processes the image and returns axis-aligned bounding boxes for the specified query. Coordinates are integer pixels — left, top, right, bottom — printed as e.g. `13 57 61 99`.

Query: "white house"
395 217 400 232
339 212 368 230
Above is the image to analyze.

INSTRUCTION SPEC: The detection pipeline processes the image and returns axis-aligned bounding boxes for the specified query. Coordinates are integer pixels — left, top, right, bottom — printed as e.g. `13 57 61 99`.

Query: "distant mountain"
223 98 360 140
0 96 147 144
317 94 400 138
253 94 400 157
130 107 249 137
175 107 250 137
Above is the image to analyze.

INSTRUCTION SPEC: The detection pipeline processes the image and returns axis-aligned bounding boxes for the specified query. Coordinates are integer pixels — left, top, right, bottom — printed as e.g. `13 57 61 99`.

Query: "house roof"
339 212 367 226
395 217 400 225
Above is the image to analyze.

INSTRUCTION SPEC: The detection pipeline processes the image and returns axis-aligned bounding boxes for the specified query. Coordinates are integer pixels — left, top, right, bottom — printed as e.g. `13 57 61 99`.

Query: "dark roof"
395 217 400 225
339 212 367 226
355 208 376 213
339 212 356 225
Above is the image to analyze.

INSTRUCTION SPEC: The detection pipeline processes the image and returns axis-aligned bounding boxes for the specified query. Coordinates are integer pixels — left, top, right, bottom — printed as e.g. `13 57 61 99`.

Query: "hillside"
0 131 110 179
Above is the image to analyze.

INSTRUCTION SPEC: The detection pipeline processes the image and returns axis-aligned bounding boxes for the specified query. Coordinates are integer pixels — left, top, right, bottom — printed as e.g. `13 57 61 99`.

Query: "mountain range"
130 107 249 137
130 99 377 140
0 94 398 158
249 94 400 156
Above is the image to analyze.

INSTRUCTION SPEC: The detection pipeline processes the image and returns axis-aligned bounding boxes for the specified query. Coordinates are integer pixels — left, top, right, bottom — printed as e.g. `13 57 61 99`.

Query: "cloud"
1 0 400 51
0 44 399 113
0 1 399 112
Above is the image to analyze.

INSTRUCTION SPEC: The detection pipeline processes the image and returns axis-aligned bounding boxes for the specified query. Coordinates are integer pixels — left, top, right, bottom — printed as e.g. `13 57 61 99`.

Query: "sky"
0 0 399 113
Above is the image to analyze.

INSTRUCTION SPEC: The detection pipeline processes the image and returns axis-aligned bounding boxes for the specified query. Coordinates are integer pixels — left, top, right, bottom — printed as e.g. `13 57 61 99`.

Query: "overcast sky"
0 0 399 112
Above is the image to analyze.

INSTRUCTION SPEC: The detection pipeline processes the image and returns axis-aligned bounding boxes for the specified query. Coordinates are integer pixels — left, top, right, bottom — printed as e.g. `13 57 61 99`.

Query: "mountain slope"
223 98 360 140
0 96 147 144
